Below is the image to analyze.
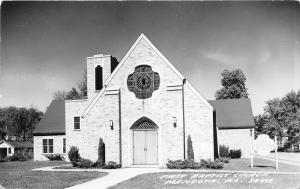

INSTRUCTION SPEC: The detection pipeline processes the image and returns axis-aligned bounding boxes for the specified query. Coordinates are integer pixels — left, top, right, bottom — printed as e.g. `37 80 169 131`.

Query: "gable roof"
82 33 212 117
208 98 255 129
0 140 33 148
33 100 65 136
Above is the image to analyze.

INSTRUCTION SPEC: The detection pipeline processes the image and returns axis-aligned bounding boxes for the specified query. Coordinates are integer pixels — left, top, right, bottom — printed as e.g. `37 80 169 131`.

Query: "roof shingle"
33 100 65 136
208 98 255 129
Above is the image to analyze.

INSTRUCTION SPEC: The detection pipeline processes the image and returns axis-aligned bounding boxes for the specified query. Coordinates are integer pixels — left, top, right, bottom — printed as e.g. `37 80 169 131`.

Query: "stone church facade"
66 34 214 167
34 34 254 166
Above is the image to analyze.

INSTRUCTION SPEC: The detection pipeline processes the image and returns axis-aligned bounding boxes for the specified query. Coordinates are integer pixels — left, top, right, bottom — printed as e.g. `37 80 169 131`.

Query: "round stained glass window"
127 65 160 99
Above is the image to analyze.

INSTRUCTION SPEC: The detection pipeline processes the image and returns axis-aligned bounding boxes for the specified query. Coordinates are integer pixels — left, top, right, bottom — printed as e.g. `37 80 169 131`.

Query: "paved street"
257 152 300 166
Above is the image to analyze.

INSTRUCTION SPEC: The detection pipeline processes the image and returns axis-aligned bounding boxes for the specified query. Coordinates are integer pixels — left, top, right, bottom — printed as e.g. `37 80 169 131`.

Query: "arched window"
95 65 103 90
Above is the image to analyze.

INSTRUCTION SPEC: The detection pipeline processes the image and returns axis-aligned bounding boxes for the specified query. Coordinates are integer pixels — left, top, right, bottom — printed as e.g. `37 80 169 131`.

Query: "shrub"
167 159 187 169
166 159 201 169
45 153 64 161
206 159 224 169
102 161 121 169
187 135 194 160
76 158 94 168
68 146 81 162
229 149 241 159
218 157 230 163
219 145 230 158
0 157 9 162
98 138 105 165
7 153 27 161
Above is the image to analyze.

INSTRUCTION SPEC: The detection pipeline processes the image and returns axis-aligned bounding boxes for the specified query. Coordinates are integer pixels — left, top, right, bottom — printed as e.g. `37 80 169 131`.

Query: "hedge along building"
33 34 254 166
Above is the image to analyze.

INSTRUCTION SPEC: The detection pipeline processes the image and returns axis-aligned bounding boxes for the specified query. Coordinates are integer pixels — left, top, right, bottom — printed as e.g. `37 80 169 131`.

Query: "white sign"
254 134 275 156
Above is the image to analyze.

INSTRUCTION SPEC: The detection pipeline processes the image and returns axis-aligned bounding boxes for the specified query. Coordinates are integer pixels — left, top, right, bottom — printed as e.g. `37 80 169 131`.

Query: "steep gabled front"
82 33 212 117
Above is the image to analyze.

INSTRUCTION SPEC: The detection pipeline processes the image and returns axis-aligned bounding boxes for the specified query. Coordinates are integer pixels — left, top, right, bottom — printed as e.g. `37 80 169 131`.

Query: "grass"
0 160 108 189
109 158 300 189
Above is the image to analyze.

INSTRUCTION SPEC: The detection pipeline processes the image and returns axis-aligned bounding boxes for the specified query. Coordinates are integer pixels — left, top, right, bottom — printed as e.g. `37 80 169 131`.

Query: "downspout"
118 89 122 165
182 78 186 159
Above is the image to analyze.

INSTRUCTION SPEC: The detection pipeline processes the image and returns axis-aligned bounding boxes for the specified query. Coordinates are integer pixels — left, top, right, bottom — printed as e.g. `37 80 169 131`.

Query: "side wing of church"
33 34 254 167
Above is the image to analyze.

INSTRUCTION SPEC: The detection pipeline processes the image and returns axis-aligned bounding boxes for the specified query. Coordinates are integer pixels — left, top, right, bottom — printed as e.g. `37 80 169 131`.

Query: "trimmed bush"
219 145 230 158
166 159 201 169
229 149 241 159
218 157 230 163
98 138 105 165
45 153 64 161
7 153 27 161
102 161 121 169
68 146 81 162
206 159 224 169
76 158 94 168
167 159 223 169
187 135 194 160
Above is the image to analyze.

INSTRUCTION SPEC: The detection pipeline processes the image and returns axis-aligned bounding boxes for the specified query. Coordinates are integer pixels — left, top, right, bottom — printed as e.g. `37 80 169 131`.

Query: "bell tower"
86 54 118 99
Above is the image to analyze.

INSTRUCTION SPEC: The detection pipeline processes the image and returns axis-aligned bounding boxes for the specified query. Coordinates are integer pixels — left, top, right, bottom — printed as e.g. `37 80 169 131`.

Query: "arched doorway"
130 117 158 165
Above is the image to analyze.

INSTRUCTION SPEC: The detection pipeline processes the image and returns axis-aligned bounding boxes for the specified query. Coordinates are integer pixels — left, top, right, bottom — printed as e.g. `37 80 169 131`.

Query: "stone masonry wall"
184 86 214 161
66 36 214 167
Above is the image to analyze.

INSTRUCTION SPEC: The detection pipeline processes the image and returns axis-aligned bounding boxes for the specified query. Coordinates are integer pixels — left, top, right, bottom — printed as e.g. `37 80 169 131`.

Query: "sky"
1 1 300 115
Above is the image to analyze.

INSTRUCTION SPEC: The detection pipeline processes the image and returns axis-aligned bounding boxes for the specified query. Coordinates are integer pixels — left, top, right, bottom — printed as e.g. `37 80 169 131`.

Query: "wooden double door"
133 130 158 165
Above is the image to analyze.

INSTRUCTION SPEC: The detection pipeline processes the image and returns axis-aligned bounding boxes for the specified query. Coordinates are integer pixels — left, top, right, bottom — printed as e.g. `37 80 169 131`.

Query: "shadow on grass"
250 165 275 169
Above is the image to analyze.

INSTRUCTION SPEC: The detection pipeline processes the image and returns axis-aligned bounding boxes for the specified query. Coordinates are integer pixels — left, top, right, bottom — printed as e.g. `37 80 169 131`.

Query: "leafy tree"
53 69 87 100
187 134 194 160
255 90 300 147
0 107 43 141
215 69 249 100
254 114 269 139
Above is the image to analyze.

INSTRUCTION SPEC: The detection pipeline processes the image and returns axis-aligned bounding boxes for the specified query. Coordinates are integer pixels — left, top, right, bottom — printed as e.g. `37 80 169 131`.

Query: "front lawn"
110 172 300 189
110 158 300 189
0 161 107 189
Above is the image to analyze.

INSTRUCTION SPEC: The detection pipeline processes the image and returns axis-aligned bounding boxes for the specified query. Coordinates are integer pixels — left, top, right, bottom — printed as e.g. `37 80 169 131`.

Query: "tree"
187 134 194 160
254 114 269 138
0 107 43 141
255 90 300 148
215 69 249 100
53 69 87 100
77 69 87 97
97 138 105 165
65 88 81 100
53 90 67 101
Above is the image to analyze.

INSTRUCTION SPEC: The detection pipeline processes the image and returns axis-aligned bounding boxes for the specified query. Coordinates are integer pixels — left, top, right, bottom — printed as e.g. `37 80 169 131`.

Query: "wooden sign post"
274 135 278 170
250 129 254 168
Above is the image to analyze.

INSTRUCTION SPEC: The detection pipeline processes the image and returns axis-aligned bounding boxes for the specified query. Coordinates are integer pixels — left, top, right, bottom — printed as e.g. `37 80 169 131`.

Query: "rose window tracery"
127 65 160 99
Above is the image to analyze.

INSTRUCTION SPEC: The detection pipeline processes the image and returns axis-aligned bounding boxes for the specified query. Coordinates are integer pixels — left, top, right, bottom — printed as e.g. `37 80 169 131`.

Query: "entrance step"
129 165 159 168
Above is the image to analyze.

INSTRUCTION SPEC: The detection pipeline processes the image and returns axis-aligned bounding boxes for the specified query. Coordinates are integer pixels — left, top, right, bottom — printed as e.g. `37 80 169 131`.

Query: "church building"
33 34 254 167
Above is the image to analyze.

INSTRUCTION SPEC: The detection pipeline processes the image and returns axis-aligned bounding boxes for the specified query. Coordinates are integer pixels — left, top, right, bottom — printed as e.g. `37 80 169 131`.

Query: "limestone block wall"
83 92 120 163
87 55 112 99
184 85 214 161
65 99 89 161
33 135 66 161
218 128 252 158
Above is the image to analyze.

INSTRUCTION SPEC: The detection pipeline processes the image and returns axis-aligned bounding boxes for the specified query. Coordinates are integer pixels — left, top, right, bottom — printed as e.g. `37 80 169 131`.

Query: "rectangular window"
42 139 54 153
8 148 11 154
63 138 66 153
74 117 80 130
43 139 47 153
49 139 53 153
